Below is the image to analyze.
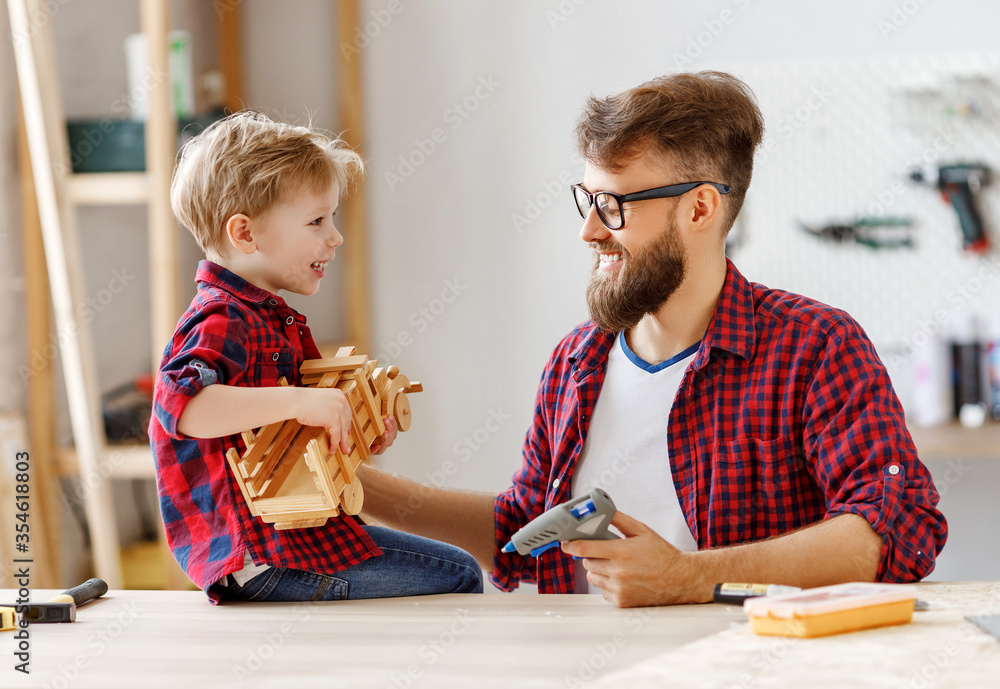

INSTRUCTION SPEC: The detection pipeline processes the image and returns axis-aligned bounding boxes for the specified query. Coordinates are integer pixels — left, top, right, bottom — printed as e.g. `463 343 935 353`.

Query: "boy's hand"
369 416 399 455
294 388 353 453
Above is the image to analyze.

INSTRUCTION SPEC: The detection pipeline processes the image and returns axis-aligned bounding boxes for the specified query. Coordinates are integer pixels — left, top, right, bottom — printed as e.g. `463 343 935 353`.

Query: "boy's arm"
178 383 353 453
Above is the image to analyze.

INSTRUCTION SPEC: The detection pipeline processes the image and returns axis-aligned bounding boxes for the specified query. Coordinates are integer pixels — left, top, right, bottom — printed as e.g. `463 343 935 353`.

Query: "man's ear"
225 214 256 255
686 185 723 229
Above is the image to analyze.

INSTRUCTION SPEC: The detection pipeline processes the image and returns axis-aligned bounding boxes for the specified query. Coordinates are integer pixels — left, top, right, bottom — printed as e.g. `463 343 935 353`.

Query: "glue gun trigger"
529 541 562 558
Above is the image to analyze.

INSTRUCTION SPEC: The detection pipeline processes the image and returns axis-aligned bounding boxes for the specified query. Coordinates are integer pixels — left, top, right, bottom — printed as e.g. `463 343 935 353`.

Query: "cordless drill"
910 163 991 252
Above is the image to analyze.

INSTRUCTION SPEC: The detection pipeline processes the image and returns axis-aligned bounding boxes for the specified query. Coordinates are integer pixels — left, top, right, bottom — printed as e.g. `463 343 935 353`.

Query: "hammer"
1 578 108 627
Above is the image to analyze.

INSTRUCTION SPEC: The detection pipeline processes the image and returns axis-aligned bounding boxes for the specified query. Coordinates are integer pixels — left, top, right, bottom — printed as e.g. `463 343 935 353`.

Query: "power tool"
910 163 991 252
502 488 618 557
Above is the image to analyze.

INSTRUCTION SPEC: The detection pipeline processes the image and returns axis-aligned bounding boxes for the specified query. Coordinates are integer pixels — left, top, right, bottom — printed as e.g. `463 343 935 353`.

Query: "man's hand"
369 416 399 455
561 511 703 608
293 387 353 453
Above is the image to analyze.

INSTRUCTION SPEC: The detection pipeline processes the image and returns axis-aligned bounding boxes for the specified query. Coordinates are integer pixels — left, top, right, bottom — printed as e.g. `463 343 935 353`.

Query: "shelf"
57 443 156 480
68 172 150 205
908 422 1000 460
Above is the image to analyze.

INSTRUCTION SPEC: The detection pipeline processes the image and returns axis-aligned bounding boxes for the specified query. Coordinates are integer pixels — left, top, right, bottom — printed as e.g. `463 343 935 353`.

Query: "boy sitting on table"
149 111 483 603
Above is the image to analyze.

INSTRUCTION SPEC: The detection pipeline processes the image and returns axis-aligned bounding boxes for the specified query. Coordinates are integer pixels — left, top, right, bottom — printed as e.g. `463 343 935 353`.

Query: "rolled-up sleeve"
803 318 947 582
491 405 550 591
152 301 250 440
491 334 575 592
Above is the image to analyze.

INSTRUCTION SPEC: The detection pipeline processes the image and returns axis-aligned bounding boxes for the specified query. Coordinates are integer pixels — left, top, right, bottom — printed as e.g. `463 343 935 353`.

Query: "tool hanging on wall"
798 217 915 249
909 163 992 252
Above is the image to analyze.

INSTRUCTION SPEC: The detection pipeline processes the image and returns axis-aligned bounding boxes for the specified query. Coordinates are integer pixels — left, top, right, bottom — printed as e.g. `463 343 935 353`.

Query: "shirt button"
552 478 561 489
272 352 280 362
285 316 294 325
888 464 900 476
268 299 278 306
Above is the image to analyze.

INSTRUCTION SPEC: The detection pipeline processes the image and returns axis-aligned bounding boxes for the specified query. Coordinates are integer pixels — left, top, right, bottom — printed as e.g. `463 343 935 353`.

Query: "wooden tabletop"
1 582 997 688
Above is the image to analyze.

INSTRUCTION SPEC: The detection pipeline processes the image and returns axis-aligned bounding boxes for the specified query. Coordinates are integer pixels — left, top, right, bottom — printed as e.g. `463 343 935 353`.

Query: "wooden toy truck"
225 347 421 530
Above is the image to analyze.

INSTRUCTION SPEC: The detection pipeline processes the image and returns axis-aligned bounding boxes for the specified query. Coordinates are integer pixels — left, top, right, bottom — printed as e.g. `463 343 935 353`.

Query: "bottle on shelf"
909 333 953 427
950 312 986 428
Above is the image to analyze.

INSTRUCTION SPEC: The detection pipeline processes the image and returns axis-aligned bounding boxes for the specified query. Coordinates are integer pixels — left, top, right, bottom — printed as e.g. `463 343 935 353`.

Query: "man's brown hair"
575 71 764 232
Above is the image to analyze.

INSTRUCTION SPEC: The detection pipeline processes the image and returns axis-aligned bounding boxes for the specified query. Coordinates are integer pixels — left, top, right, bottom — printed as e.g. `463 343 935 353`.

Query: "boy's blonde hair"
170 111 364 255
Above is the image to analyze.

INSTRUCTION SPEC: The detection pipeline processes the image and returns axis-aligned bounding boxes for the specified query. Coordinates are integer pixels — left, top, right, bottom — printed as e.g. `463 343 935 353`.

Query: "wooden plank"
142 0 180 369
241 421 285 475
335 0 372 354
300 370 344 388
226 449 259 512
300 355 368 374
215 0 244 113
332 445 356 485
247 420 299 484
371 367 389 397
143 0 190 595
0 416 27 587
0 587 758 686
253 495 331 514
68 172 149 205
257 425 323 499
273 518 328 530
305 438 340 510
56 444 156 479
354 368 385 437
8 0 123 588
17 102 59 588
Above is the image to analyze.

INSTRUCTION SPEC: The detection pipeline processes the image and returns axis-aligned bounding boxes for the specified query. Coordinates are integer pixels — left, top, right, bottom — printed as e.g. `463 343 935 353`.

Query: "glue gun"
910 163 991 252
502 488 618 557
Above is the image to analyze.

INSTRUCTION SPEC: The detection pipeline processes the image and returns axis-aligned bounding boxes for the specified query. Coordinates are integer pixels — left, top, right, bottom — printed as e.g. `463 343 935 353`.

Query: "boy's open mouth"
311 261 328 276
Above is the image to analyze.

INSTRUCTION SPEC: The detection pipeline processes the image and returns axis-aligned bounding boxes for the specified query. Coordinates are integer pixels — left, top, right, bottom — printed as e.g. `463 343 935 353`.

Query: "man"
358 71 947 607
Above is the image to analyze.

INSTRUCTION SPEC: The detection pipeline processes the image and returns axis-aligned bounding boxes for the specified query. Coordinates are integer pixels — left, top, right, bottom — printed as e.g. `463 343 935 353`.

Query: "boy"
150 112 483 603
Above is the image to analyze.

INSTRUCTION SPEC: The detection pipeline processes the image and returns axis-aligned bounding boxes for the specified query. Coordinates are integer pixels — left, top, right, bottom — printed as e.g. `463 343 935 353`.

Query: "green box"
66 112 222 173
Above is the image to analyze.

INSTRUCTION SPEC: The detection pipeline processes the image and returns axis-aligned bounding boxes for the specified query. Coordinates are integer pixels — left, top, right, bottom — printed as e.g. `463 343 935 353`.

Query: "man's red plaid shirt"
491 259 947 593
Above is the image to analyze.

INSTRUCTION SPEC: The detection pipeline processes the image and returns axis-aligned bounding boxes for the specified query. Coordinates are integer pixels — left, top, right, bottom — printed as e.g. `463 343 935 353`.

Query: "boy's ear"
225 213 256 255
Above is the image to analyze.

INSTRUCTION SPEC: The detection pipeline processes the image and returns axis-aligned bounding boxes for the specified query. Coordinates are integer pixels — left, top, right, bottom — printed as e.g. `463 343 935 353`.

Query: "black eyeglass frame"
572 181 732 230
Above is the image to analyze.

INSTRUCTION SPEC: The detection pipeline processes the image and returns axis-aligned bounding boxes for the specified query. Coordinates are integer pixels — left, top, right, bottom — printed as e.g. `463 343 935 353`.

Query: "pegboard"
728 54 1000 374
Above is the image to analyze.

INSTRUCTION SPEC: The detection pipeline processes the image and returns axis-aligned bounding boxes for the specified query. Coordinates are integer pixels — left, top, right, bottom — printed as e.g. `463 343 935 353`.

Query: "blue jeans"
210 526 483 602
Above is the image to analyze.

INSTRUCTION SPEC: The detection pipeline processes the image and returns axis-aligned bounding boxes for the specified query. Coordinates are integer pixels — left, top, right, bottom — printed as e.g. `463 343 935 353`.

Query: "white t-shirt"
572 331 700 594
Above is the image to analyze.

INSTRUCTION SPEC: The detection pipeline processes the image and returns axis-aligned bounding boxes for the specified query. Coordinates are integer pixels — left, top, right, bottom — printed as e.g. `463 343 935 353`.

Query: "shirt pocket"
708 437 815 545
253 347 297 386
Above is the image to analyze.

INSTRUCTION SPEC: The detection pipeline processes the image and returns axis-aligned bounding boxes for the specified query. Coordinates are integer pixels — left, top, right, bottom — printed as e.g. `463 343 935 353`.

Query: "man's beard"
585 219 687 333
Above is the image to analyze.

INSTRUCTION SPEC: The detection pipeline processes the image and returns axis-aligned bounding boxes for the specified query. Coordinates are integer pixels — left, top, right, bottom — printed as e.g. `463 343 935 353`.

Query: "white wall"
359 0 1000 579
362 0 1000 477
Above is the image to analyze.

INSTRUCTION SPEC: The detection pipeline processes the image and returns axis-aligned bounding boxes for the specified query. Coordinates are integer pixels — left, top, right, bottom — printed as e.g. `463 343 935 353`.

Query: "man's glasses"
572 181 732 230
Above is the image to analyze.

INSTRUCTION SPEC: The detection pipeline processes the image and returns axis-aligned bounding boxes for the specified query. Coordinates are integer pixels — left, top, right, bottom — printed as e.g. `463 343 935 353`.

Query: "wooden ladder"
8 0 180 589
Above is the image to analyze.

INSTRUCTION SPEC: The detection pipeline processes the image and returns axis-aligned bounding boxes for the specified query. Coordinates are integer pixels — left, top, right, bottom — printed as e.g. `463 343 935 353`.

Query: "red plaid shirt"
150 261 379 602
491 259 947 593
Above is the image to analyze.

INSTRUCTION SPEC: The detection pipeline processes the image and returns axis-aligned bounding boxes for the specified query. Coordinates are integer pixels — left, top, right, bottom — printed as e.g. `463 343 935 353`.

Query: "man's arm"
357 465 497 569
563 511 882 608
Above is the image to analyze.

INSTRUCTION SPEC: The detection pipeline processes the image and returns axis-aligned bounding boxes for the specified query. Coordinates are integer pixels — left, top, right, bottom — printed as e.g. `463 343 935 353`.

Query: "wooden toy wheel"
392 392 411 432
341 478 364 515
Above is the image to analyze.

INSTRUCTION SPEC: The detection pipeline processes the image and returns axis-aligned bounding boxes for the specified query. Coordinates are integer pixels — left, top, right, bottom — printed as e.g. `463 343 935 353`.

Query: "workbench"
1 582 997 688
